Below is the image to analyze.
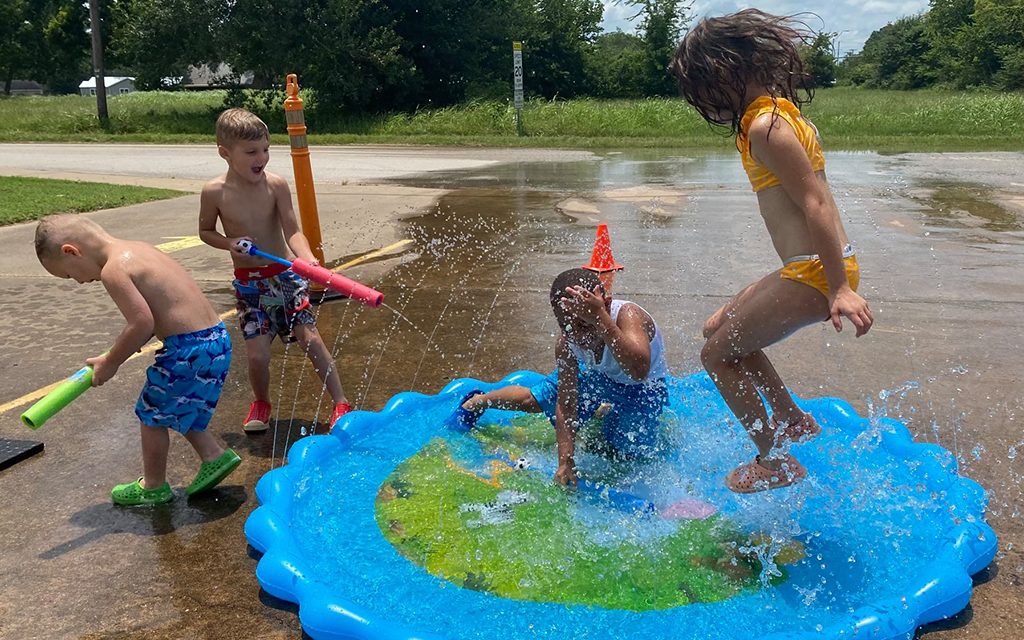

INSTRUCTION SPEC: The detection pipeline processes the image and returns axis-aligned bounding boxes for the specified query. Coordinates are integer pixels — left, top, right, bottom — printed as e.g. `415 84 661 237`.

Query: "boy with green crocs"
35 214 241 505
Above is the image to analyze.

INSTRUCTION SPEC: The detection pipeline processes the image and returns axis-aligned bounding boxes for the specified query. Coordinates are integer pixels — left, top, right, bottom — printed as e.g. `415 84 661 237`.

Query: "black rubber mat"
0 438 44 471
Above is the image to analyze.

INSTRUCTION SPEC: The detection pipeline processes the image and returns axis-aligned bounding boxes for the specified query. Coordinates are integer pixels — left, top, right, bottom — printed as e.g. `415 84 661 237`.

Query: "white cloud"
599 0 931 54
601 1 640 34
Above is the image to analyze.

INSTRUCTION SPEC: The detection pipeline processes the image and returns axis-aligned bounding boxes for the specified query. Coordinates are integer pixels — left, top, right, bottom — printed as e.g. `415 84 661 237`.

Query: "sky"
600 0 931 56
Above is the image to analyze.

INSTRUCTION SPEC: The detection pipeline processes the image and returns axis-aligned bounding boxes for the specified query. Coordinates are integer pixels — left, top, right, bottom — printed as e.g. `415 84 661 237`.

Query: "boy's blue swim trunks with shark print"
135 323 232 434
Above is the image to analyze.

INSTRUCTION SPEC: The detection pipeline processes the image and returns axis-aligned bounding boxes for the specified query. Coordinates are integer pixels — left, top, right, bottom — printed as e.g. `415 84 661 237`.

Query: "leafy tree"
113 0 540 111
800 32 837 88
0 0 38 94
586 30 645 97
836 53 877 86
628 0 689 96
842 0 1023 90
963 0 1024 89
109 0 223 89
850 15 933 89
462 0 539 100
923 0 974 87
377 0 537 108
524 0 604 98
38 0 92 93
0 0 88 94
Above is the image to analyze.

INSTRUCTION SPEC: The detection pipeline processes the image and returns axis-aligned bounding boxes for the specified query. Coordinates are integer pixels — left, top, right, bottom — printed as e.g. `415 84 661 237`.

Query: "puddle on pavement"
908 181 1024 244
258 151 1024 428
250 150 1024 639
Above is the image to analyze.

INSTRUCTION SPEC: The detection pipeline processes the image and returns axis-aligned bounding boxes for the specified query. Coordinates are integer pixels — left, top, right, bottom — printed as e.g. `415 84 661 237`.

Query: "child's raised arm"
87 264 155 386
564 286 653 380
749 116 874 337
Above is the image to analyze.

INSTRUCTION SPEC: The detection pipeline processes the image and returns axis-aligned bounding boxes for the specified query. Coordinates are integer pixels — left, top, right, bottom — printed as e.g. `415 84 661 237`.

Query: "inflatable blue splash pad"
245 371 996 640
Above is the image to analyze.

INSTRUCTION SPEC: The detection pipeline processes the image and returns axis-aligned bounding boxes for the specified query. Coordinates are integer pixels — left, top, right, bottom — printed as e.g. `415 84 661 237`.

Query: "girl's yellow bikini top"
737 96 825 192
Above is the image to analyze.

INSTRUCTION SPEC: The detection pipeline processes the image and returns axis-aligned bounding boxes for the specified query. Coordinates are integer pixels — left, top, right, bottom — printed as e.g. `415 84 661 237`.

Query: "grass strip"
1 88 1021 151
0 176 186 226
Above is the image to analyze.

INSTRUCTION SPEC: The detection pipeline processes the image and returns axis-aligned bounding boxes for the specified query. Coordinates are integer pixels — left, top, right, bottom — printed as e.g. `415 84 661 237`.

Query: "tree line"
2 0 689 108
2 0 1019 110
838 0 1024 90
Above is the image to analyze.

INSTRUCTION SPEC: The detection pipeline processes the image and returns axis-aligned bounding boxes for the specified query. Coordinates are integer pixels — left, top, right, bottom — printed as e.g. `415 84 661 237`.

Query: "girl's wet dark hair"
669 9 815 136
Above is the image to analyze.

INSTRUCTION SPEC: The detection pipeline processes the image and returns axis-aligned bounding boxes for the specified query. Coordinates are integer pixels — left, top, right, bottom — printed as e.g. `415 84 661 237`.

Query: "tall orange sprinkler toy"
582 223 624 295
283 74 334 300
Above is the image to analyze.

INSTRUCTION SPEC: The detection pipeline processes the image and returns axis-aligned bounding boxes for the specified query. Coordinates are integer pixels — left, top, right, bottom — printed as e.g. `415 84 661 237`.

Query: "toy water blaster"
237 241 384 308
21 364 94 430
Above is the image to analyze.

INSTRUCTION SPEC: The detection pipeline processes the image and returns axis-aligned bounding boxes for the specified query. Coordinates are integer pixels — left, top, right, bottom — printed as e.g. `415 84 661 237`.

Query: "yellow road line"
0 381 64 417
1 240 408 418
0 329 218 418
332 239 413 272
155 236 205 253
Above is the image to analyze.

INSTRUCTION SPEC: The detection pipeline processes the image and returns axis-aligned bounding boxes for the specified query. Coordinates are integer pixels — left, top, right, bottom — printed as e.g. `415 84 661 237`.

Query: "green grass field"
0 176 185 226
1 88 1022 151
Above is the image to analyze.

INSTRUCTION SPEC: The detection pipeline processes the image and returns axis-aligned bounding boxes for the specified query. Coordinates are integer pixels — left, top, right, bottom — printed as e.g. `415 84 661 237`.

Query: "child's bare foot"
725 454 807 493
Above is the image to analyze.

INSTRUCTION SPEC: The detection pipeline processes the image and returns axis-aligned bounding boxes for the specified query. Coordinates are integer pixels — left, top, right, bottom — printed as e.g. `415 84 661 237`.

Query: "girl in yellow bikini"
670 9 874 493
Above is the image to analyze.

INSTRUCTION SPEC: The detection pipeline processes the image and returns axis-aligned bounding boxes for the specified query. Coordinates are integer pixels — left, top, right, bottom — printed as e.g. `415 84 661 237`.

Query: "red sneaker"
243 400 272 433
330 402 353 430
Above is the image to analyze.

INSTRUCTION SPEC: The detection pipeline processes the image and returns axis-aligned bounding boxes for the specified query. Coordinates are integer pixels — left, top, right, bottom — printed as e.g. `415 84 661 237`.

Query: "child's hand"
554 462 578 487
230 237 254 256
85 354 118 387
561 285 606 326
830 288 874 337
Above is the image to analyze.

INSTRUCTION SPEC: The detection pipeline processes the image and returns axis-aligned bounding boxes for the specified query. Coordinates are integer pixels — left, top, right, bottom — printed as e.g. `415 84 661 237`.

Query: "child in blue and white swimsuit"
445 268 669 487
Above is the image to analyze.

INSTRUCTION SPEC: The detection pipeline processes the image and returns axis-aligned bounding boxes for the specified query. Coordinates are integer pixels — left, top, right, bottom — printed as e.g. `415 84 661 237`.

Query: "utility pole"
88 0 109 127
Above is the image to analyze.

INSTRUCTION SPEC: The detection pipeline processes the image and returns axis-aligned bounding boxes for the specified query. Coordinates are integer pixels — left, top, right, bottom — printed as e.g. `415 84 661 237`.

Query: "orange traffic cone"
582 223 623 294
583 223 624 273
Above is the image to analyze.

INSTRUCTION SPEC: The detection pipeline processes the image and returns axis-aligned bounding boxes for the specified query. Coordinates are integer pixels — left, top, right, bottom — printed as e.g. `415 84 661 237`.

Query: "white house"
79 76 136 97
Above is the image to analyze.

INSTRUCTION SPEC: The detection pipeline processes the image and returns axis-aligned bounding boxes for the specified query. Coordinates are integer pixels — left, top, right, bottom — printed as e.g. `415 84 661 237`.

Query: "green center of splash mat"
374 415 804 610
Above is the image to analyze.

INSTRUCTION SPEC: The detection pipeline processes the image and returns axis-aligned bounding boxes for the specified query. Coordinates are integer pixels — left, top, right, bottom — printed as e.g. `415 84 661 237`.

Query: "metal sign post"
512 41 525 136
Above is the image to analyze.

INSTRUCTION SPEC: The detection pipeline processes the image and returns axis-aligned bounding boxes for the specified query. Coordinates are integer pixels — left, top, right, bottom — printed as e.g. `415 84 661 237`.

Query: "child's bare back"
101 238 220 339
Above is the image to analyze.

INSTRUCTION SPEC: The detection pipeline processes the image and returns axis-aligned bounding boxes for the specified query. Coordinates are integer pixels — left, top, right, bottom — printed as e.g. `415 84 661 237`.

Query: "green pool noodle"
21 365 94 430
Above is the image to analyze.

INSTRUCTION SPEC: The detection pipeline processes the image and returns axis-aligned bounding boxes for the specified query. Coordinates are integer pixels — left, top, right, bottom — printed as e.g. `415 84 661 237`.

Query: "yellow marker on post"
284 74 326 267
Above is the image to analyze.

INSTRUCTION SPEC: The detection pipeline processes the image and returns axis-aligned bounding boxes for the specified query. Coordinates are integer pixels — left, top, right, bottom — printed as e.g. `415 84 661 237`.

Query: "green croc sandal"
186 449 242 496
112 478 174 506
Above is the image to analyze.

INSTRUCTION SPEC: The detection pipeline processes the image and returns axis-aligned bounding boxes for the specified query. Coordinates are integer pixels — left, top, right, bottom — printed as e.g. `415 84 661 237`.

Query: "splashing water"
249 372 995 640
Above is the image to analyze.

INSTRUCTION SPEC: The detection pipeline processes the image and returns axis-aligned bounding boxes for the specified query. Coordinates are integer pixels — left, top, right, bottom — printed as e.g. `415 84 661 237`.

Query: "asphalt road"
0 144 1021 640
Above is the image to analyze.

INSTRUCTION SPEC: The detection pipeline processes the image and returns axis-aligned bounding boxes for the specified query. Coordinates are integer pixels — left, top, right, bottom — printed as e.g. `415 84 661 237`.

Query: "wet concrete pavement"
1 145 1022 639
